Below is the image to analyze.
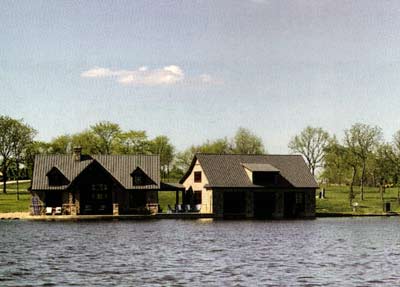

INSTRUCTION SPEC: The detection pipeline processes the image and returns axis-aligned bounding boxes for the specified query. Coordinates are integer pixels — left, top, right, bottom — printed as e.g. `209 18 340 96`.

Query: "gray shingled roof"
32 154 160 191
181 154 318 189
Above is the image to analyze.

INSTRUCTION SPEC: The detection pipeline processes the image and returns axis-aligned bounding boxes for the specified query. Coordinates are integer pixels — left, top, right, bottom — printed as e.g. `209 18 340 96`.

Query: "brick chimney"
73 147 82 161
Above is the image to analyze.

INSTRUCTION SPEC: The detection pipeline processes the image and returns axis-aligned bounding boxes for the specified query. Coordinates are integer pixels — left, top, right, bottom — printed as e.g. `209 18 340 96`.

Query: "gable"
131 167 157 186
46 166 70 186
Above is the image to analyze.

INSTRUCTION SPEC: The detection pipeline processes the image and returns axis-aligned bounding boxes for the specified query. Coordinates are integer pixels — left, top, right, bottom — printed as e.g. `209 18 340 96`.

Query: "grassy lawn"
316 185 400 214
158 191 181 213
0 181 31 213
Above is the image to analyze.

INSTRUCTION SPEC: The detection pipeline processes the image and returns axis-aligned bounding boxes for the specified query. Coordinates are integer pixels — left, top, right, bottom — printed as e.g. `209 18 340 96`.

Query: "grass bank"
317 185 400 214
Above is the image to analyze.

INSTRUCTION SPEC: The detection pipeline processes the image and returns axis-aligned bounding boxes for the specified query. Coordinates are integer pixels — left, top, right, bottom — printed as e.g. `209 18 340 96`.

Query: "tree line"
0 115 265 194
3 114 396 205
288 124 400 204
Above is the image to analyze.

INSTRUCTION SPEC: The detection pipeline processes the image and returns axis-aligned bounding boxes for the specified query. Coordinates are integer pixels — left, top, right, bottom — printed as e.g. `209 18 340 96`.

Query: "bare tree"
288 126 330 175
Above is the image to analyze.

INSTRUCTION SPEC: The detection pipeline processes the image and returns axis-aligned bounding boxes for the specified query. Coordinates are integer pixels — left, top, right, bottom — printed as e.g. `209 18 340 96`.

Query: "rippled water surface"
1 218 400 286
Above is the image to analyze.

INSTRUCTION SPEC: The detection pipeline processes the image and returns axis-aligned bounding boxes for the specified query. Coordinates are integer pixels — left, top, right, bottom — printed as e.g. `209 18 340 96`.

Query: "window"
194 171 202 183
194 190 202 204
91 184 108 191
134 175 143 185
48 174 62 186
47 168 69 186
131 167 155 186
252 172 278 185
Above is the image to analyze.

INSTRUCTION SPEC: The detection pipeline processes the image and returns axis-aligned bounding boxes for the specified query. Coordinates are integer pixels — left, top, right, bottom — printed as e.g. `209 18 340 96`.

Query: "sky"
2 0 400 153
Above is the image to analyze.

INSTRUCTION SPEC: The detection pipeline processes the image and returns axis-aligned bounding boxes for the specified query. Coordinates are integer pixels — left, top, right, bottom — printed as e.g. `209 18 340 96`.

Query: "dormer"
130 167 156 186
46 167 70 186
242 163 280 185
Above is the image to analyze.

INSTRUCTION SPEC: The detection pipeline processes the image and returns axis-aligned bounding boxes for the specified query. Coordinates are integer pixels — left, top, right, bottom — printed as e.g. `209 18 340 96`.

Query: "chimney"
73 147 82 161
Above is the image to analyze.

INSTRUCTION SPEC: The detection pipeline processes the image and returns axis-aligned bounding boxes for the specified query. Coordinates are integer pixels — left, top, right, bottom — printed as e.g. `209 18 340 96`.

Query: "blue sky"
2 0 400 153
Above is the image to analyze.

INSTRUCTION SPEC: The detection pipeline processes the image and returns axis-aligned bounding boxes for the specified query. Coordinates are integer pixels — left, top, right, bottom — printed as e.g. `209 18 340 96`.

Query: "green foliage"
71 130 100 154
117 130 150 154
288 126 330 175
90 121 121 154
49 135 72 154
149 136 175 179
25 141 51 178
344 123 383 200
0 116 36 193
322 138 352 185
233 127 265 155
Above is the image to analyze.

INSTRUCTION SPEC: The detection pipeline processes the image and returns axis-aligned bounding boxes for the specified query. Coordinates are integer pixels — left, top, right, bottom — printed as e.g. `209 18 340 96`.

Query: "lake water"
1 217 400 286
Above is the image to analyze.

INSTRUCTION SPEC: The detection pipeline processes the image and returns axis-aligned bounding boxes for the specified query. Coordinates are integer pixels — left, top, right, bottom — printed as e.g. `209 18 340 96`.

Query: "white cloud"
81 65 185 86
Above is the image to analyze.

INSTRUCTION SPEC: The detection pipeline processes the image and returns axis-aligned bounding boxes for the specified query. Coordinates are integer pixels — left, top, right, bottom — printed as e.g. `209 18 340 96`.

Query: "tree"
49 135 72 154
321 137 350 185
0 116 36 194
149 136 175 179
288 126 330 176
25 141 51 179
382 131 400 202
198 138 231 154
11 123 36 199
344 123 382 200
90 121 121 154
71 130 100 155
373 144 396 202
117 130 150 154
232 127 265 154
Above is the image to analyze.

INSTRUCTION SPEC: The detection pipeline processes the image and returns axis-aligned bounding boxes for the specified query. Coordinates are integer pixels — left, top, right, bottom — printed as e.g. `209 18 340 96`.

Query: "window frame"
194 171 202 183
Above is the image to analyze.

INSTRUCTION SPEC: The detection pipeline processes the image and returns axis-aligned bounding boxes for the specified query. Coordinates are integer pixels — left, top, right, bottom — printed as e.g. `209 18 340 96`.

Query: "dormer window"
131 167 156 186
46 167 69 186
134 174 143 185
253 172 278 185
242 163 280 186
194 171 202 183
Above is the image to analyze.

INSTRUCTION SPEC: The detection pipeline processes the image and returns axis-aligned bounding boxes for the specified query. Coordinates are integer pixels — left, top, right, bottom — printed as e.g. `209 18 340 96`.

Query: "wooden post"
175 190 179 205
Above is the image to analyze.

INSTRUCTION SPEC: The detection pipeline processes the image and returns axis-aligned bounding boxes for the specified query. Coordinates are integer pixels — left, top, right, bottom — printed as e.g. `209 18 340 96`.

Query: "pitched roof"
180 154 318 189
32 154 160 191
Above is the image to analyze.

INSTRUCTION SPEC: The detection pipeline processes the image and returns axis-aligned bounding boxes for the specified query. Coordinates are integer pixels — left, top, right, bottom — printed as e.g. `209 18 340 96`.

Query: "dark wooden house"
180 154 318 219
31 148 160 215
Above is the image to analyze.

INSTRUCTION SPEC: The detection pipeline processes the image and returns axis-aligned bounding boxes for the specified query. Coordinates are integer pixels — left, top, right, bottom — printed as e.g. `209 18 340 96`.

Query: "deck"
4 213 217 221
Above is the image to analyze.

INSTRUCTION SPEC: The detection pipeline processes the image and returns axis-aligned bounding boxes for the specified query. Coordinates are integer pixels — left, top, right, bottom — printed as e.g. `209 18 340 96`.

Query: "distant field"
317 185 400 214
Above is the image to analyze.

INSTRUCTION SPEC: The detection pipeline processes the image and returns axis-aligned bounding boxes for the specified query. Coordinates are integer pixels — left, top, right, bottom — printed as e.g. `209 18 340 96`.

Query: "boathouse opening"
254 191 275 219
223 191 246 216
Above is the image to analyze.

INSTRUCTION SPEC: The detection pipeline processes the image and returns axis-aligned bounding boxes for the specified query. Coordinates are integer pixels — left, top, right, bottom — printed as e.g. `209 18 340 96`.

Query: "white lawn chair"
45 207 53 215
55 207 62 215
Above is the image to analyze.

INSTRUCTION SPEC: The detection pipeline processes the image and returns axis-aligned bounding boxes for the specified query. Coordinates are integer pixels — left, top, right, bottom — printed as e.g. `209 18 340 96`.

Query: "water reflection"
1 218 400 286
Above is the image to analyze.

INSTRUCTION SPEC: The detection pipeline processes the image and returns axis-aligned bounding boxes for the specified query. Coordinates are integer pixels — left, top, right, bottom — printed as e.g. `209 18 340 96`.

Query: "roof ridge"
196 153 302 157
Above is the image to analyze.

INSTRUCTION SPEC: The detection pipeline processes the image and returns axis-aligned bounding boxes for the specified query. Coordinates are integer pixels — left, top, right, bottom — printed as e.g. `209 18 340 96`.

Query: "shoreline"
0 212 399 221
